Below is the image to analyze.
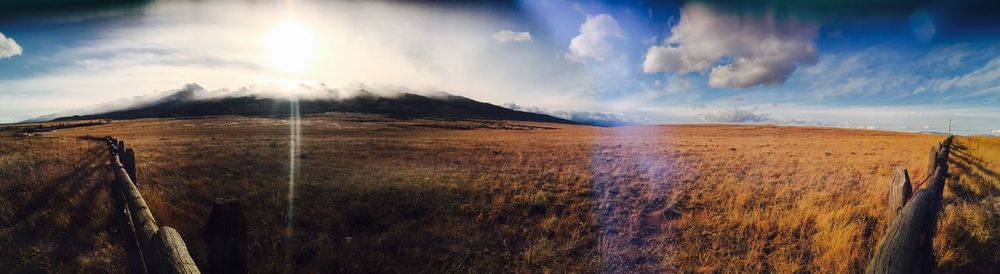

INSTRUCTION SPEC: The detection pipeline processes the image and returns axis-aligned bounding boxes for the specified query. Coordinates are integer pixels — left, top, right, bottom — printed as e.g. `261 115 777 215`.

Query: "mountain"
49 89 578 125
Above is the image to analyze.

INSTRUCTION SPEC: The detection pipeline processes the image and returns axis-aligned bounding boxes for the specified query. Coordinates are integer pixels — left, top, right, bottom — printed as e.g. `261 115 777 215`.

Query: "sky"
0 0 998 134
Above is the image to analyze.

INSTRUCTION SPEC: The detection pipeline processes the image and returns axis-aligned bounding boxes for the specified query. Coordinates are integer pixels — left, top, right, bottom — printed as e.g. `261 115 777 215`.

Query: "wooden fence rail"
105 137 201 274
866 135 954 274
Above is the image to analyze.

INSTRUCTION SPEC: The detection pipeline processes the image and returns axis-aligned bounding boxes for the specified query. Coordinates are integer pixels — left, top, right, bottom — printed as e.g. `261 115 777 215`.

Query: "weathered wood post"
108 140 201 274
865 190 937 274
886 167 911 225
148 227 201 274
124 148 139 185
939 137 951 169
867 136 953 274
203 198 249 274
927 144 938 177
112 171 150 274
930 137 952 195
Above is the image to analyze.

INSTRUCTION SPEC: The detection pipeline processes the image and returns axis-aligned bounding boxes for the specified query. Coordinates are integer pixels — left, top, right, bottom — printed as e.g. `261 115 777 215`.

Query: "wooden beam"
865 189 936 274
112 176 149 274
111 153 158 243
866 136 953 274
148 227 201 274
107 138 201 274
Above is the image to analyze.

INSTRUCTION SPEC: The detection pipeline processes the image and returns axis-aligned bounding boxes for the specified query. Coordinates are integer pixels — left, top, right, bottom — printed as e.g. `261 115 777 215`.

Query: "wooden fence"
865 135 954 274
105 136 249 274
105 137 201 274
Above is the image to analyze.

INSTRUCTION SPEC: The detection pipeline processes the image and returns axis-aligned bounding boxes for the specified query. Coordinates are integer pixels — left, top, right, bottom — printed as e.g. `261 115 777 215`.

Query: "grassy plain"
1 114 994 273
934 136 1000 272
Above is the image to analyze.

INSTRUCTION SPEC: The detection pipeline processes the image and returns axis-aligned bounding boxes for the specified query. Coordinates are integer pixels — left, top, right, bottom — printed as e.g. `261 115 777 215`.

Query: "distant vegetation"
0 120 109 135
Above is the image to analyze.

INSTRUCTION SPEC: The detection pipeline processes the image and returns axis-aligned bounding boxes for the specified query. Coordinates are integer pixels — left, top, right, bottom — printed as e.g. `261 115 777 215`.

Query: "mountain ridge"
47 89 580 125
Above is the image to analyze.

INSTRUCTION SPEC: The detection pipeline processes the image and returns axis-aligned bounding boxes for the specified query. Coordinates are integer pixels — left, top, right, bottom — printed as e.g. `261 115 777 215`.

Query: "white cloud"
642 3 818 88
492 30 533 43
0 32 23 59
792 45 1000 98
644 74 694 96
992 129 1000 135
566 14 624 62
698 107 771 123
503 103 650 126
0 0 599 122
932 56 1000 92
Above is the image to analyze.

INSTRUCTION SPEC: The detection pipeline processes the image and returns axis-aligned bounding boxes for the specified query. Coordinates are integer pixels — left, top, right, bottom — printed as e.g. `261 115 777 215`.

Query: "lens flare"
284 98 301 271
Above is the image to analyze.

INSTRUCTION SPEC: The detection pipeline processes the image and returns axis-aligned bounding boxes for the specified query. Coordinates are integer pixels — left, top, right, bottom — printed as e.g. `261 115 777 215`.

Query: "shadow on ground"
0 140 123 273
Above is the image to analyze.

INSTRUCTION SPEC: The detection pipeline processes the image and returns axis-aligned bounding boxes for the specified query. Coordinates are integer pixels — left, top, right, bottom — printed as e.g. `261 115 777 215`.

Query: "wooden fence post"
124 148 138 185
886 167 911 225
108 141 200 274
865 190 937 274
930 137 952 195
149 227 201 274
867 136 953 274
203 198 249 274
112 174 149 274
927 144 938 177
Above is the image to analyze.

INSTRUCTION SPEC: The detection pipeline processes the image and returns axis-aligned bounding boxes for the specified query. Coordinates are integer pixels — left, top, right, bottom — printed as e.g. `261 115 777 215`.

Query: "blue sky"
0 0 997 134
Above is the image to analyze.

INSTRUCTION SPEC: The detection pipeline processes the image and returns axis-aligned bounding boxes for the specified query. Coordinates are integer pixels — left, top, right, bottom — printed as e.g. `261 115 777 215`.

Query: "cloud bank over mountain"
698 108 772 123
503 103 649 126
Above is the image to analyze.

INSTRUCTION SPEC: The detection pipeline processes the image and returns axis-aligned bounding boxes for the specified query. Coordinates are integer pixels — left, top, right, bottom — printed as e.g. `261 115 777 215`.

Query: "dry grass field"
935 136 1000 273
1 114 995 273
0 130 122 272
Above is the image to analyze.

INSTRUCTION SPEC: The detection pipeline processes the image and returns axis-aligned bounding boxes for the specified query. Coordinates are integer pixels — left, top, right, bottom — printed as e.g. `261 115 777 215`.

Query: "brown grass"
0 136 123 273
2 114 991 273
934 136 1000 272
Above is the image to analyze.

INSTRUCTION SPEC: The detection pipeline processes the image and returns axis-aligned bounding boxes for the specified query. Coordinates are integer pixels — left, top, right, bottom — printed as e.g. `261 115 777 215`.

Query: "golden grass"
3 114 990 273
934 136 1000 272
0 136 123 273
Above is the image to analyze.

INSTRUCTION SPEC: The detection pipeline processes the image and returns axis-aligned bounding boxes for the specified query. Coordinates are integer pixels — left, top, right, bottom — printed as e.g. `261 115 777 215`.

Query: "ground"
0 114 995 273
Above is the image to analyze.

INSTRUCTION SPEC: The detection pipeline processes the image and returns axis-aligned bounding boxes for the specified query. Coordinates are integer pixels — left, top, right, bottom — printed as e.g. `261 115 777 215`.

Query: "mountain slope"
50 89 578 125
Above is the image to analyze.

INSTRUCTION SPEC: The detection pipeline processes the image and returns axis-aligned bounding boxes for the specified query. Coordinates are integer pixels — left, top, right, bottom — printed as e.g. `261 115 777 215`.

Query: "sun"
263 18 317 73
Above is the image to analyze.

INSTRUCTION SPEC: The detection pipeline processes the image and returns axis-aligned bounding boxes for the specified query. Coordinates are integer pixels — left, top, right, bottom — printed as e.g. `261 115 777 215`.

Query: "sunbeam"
284 97 301 272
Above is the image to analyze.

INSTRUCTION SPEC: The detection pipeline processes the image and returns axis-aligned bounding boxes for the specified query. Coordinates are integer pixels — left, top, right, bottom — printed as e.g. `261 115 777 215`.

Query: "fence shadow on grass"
949 141 1000 201
5 141 120 273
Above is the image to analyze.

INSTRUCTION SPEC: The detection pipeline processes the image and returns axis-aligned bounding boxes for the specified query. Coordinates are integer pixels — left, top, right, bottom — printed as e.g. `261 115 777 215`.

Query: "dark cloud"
0 0 151 19
689 0 1000 36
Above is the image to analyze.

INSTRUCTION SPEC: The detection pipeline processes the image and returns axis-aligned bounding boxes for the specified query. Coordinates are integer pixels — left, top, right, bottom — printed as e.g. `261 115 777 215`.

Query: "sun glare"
264 18 317 73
